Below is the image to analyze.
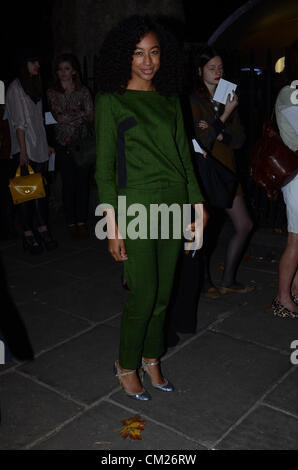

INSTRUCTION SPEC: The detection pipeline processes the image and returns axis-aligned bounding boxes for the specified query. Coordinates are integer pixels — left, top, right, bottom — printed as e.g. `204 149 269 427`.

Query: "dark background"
1 0 247 82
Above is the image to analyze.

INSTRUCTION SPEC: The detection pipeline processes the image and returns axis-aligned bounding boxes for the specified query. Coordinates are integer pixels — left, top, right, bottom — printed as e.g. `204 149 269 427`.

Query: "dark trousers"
56 145 90 225
9 154 49 231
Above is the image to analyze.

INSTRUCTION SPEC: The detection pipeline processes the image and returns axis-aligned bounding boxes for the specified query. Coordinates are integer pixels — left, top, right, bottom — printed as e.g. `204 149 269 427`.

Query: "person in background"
5 48 57 254
190 46 254 296
273 40 298 318
47 53 94 240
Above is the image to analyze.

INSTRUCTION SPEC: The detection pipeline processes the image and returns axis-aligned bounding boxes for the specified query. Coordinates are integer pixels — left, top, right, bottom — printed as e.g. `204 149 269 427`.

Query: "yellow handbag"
9 165 46 205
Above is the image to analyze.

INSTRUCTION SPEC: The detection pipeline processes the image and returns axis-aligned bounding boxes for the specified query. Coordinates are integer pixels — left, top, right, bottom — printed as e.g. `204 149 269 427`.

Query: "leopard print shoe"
291 293 298 306
271 297 298 319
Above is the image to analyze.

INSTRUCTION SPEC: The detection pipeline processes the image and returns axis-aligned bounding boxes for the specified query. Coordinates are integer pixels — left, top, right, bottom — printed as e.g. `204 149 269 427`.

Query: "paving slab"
43 247 114 280
0 372 83 450
1 237 85 268
216 405 298 450
32 400 205 450
212 298 298 353
111 331 290 447
14 299 91 355
18 325 120 405
36 273 127 323
7 265 79 304
264 368 298 417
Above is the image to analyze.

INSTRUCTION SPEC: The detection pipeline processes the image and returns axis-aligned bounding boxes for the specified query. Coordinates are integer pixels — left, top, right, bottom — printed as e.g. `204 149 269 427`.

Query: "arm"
95 92 128 261
6 81 29 165
82 87 94 123
176 97 204 205
95 92 118 211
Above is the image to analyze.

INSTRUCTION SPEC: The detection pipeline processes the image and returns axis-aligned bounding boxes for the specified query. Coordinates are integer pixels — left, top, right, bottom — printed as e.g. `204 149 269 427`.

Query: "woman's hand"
104 208 128 262
221 91 238 122
196 120 209 130
20 150 29 166
108 237 128 262
217 133 223 141
48 146 55 155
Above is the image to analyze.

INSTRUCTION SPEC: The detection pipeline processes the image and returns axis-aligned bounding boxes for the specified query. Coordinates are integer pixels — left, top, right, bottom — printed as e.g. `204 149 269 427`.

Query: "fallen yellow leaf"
119 414 146 441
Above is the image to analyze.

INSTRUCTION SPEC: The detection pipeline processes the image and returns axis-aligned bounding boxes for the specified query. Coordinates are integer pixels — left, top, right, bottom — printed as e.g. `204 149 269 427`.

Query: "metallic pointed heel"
113 361 151 401
142 359 174 392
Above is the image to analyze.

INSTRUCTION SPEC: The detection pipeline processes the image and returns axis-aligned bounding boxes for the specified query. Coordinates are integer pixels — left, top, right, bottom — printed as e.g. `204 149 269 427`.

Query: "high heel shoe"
23 234 43 255
113 361 151 401
141 359 174 392
291 293 298 306
38 230 58 251
271 297 298 319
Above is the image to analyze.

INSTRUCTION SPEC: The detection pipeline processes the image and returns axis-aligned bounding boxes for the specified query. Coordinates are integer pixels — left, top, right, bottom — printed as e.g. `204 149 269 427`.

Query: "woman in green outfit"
95 15 204 401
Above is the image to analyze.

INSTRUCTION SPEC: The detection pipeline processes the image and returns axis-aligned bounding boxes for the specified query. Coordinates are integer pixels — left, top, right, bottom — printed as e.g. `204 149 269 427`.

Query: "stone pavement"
0 217 297 450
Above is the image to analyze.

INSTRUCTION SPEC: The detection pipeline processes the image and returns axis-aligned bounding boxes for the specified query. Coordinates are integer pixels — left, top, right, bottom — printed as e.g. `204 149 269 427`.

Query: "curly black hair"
96 15 185 96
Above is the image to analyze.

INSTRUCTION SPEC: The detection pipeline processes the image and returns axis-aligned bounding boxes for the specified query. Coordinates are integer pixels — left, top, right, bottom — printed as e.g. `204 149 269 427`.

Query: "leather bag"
9 165 46 205
251 120 298 200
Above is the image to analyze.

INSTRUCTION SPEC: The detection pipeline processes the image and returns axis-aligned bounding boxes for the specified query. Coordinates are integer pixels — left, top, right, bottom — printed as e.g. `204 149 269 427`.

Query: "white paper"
45 111 57 125
213 78 237 105
281 106 298 135
192 138 204 154
48 153 55 171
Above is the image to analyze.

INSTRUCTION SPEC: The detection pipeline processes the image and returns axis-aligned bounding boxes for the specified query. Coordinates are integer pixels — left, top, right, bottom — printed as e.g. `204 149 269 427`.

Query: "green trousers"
118 182 188 369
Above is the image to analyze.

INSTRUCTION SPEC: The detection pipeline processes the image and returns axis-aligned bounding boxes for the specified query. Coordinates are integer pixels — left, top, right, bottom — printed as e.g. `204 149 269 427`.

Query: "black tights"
222 195 253 285
203 195 253 287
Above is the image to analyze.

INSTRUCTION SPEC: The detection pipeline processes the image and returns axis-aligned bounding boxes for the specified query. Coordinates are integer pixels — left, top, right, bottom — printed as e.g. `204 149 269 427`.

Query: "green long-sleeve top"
95 90 203 210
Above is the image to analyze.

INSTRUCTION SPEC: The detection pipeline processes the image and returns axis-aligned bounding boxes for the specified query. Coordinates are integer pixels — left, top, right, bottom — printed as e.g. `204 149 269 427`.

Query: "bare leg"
221 195 253 286
277 232 298 312
116 362 144 394
143 357 165 385
291 268 298 296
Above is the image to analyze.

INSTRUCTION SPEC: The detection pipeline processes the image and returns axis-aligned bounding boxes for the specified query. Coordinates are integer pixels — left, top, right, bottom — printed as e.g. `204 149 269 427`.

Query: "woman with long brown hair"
6 48 57 254
190 46 254 295
47 53 93 239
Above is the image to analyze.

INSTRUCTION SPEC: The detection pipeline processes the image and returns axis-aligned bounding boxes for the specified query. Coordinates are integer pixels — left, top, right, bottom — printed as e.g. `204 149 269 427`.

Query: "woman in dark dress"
190 47 254 295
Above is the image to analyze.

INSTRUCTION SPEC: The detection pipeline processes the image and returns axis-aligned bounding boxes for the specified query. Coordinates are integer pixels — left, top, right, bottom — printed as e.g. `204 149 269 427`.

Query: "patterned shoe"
291 293 298 306
271 297 298 319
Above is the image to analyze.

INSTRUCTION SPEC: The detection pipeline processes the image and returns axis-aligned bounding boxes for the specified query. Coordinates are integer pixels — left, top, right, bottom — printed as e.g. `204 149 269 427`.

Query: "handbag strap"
15 164 34 178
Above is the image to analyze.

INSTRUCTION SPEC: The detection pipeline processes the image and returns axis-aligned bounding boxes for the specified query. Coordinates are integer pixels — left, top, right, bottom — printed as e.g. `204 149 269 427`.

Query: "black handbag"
193 153 238 208
69 125 96 168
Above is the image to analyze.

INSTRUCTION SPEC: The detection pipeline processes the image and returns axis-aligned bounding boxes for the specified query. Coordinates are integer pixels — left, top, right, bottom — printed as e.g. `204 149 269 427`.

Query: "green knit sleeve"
95 92 118 210
175 97 204 204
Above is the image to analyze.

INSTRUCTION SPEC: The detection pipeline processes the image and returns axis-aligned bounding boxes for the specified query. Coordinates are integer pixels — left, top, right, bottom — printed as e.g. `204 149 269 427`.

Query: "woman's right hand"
224 91 238 115
20 151 29 166
105 208 128 262
108 237 128 262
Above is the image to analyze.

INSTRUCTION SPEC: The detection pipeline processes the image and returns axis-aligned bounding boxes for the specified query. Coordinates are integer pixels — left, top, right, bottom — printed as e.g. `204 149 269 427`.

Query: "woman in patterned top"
47 53 94 239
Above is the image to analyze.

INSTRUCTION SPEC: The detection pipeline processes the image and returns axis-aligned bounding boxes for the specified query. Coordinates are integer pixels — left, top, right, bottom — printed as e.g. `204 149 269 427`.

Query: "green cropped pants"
118 182 188 369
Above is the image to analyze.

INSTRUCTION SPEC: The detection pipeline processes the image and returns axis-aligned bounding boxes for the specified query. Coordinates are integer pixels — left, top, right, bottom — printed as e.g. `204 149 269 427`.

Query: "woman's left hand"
48 146 55 155
197 120 209 130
